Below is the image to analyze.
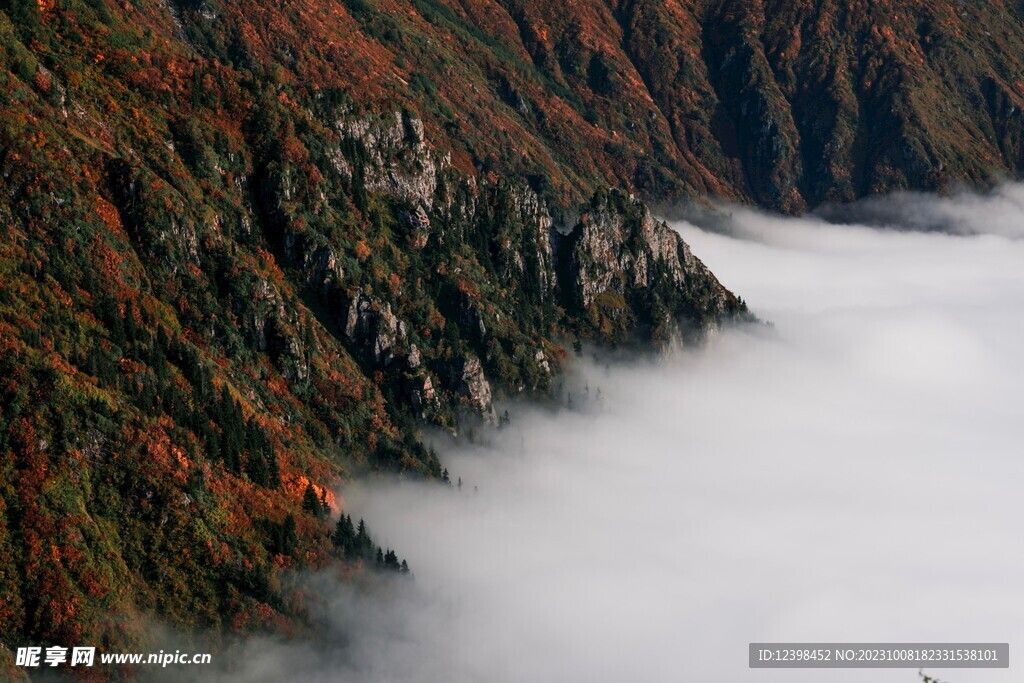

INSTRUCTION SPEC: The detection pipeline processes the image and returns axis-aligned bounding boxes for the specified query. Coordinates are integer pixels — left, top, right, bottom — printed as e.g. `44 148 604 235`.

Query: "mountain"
140 0 1024 214
0 0 1020 671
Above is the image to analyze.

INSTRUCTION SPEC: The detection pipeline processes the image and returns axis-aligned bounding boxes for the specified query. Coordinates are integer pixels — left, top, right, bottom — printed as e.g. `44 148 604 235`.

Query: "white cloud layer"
814 182 1024 239
345 187 1024 683
171 185 1024 683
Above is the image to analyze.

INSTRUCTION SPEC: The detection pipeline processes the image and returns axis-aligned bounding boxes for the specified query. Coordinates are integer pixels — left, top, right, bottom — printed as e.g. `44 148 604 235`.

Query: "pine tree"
124 305 139 344
8 0 42 34
214 386 244 472
355 518 374 560
383 548 399 570
301 483 322 517
245 421 279 488
282 514 297 555
101 295 126 348
246 447 270 486
267 514 298 556
86 347 100 379
333 513 356 555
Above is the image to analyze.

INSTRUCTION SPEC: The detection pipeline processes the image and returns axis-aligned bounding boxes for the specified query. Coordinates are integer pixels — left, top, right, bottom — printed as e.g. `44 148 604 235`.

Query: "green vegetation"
4 0 1011 669
332 514 409 573
0 0 739 660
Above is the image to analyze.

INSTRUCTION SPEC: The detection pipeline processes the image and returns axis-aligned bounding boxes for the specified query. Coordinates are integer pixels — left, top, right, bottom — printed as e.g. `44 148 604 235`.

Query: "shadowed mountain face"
0 0 1019 672
149 0 1024 212
607 0 1024 211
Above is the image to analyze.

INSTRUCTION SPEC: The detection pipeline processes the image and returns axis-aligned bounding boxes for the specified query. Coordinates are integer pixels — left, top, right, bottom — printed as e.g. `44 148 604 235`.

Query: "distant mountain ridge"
161 0 1024 212
0 0 1019 675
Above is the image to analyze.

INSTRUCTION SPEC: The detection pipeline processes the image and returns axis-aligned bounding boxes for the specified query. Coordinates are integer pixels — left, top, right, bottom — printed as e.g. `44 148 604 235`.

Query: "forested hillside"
2 0 1021 675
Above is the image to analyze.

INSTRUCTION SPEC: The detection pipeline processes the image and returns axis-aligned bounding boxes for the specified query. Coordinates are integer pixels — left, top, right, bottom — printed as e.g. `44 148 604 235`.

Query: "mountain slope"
0 0 742 664
166 0 1024 212
0 0 1021 671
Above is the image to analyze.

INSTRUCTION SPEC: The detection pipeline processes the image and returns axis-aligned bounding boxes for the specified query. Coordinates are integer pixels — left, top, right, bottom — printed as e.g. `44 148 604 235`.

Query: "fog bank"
180 186 1024 683
815 182 1024 238
338 186 1024 683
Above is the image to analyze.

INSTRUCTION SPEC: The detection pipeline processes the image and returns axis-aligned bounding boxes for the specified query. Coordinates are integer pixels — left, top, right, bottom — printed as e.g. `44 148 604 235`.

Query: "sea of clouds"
176 186 1024 683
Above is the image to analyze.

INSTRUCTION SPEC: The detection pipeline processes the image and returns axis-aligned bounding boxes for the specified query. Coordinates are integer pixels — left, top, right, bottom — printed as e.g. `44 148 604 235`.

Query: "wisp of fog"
200 187 1024 683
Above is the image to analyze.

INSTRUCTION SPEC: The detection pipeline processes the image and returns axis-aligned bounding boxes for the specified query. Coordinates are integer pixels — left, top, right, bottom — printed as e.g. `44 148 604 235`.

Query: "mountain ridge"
160 0 1024 211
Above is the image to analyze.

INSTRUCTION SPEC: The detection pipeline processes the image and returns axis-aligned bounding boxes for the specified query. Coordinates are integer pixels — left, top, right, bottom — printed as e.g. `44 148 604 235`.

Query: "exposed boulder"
235 276 310 382
407 373 438 418
336 111 439 208
406 343 422 370
343 289 409 367
450 356 496 422
283 232 345 293
533 349 551 376
401 203 432 249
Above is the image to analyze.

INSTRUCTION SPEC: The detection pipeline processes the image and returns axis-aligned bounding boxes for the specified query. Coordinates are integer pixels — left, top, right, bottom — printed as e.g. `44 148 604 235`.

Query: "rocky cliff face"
561 190 740 343
279 112 744 423
258 108 743 425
